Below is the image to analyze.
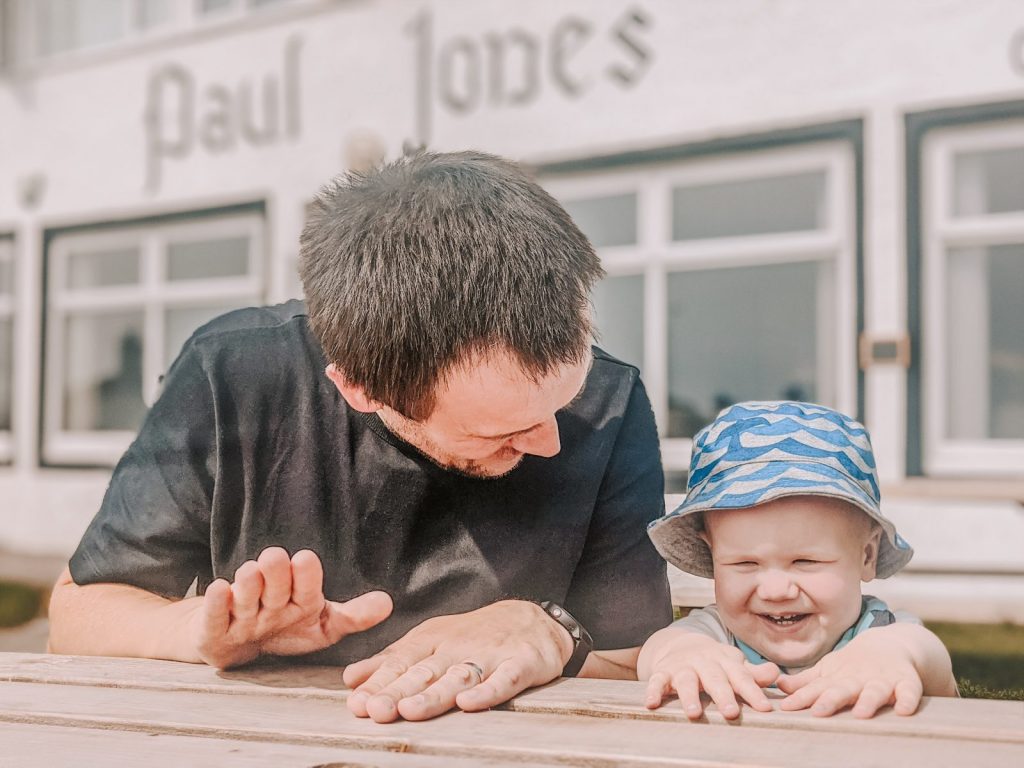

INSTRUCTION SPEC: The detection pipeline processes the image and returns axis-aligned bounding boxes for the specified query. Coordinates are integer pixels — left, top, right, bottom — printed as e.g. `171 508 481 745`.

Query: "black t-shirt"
70 301 672 665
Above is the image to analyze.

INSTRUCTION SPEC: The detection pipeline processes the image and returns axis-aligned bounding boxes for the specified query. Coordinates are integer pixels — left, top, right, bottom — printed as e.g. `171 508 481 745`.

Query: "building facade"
1 0 1022 620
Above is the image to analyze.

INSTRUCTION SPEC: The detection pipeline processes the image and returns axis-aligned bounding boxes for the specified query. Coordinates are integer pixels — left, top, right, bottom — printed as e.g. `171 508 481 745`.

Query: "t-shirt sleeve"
68 339 216 598
563 377 673 650
670 605 732 644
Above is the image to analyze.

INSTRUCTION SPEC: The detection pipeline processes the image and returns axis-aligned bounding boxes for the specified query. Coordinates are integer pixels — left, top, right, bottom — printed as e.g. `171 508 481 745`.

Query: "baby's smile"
758 612 809 628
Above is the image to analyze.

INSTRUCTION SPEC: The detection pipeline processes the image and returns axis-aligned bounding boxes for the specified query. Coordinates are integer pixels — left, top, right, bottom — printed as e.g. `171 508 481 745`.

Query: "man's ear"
861 526 883 582
325 364 382 413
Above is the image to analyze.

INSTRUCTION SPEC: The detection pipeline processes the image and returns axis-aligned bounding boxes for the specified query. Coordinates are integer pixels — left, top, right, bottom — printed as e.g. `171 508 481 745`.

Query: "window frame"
920 119 1024 476
0 234 14 463
42 209 265 467
543 138 859 475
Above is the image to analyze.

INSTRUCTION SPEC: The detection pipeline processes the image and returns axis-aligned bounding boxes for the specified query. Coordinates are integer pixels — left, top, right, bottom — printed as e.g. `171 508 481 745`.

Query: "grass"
0 580 43 628
925 621 1024 701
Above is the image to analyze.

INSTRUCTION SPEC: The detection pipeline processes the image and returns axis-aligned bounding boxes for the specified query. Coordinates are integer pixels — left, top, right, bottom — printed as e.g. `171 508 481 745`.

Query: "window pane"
165 304 239 368
199 0 234 13
672 172 827 240
167 236 249 281
67 247 139 289
946 244 1024 439
0 318 11 431
592 274 644 372
562 193 637 248
0 252 11 295
37 0 127 56
953 147 1024 217
63 312 146 431
667 261 824 437
137 0 175 29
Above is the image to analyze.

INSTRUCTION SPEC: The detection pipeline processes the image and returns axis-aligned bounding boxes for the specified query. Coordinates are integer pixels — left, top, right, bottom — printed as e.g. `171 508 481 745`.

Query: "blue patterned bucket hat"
648 401 913 579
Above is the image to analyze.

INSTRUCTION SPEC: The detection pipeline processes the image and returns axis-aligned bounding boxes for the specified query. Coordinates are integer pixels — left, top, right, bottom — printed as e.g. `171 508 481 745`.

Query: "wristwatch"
539 600 593 677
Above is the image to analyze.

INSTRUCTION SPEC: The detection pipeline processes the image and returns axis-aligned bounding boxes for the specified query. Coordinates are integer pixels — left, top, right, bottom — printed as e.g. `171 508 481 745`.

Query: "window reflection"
666 261 824 437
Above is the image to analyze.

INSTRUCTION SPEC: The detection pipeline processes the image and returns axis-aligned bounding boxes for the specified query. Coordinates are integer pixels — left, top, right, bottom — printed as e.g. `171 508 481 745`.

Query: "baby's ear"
861 525 883 581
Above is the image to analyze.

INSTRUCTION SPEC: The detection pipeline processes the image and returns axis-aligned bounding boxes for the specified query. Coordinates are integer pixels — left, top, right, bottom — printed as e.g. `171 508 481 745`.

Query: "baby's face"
703 496 880 670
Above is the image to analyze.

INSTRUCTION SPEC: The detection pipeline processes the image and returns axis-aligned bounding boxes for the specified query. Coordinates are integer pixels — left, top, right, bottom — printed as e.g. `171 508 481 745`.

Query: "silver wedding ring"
460 661 485 684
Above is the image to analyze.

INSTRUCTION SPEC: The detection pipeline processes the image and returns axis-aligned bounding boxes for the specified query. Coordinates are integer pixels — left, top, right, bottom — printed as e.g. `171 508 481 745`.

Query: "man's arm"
582 647 641 680
49 549 393 667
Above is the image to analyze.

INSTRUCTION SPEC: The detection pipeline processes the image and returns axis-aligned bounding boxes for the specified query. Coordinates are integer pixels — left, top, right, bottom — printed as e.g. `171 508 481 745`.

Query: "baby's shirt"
671 595 921 674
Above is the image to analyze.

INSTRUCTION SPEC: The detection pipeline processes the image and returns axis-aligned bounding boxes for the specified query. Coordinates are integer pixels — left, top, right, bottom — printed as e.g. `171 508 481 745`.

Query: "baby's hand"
776 627 924 718
641 628 780 720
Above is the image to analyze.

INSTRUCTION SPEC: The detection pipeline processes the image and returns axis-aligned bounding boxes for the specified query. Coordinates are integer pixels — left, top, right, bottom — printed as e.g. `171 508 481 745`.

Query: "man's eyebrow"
469 356 592 440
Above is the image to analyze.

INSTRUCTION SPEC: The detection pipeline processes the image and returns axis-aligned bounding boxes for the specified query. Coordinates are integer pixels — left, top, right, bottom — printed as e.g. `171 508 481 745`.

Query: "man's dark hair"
299 150 604 420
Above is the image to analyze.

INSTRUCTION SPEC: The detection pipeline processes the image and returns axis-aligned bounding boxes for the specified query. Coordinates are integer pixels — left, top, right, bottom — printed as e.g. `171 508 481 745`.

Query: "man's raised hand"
191 547 393 669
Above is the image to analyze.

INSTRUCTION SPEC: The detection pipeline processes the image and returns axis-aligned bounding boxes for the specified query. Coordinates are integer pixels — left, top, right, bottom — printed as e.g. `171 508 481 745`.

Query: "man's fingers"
456 658 532 712
200 578 232 638
322 591 393 645
289 549 325 610
397 662 485 721
892 677 924 716
256 547 292 610
230 560 264 626
360 659 450 722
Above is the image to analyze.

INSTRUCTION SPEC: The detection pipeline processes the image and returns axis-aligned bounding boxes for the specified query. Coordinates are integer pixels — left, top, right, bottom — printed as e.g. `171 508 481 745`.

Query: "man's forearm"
580 647 641 680
48 566 204 662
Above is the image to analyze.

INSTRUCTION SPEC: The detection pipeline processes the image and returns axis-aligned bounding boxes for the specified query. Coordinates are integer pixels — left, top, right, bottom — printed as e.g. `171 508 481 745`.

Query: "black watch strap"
540 600 593 677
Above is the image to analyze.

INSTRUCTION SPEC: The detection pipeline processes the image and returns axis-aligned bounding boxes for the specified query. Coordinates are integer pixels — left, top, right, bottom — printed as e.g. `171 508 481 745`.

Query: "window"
43 212 264 465
545 140 858 479
0 236 13 462
28 0 301 60
921 121 1024 476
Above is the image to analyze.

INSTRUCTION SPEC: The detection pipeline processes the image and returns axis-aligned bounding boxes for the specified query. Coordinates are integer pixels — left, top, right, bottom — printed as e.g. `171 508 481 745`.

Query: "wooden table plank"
3 677 1022 768
3 654 1021 745
0 723 557 768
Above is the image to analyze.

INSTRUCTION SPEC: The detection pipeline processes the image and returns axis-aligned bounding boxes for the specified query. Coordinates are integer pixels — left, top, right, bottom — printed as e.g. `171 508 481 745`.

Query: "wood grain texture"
1 653 1021 768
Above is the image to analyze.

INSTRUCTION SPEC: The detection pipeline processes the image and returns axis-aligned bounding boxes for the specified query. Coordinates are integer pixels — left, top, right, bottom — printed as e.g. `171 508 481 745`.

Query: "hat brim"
648 460 913 579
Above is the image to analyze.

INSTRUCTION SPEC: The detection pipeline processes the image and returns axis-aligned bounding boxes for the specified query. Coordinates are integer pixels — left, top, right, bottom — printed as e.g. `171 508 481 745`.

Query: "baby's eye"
794 559 820 566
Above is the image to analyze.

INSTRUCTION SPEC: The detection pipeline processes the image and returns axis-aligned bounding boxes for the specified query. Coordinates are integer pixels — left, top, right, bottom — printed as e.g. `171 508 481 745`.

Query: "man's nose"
755 569 799 602
510 418 561 458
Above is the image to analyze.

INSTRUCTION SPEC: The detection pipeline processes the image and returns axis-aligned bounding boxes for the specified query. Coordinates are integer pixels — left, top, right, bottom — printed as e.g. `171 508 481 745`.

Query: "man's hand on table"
342 599 573 723
190 547 393 669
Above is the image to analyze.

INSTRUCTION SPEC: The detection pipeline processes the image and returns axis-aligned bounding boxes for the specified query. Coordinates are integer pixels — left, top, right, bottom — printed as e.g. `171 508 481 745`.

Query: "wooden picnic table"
0 651 1021 767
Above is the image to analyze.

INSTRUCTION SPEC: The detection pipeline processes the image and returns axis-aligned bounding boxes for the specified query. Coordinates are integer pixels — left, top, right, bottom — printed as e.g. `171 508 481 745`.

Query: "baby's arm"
777 623 957 718
638 626 780 720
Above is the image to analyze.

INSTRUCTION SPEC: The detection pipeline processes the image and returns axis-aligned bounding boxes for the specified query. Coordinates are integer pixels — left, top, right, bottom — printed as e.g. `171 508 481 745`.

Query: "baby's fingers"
775 666 819 695
695 666 741 720
728 664 774 713
892 677 924 716
850 680 895 718
644 672 672 710
670 668 705 720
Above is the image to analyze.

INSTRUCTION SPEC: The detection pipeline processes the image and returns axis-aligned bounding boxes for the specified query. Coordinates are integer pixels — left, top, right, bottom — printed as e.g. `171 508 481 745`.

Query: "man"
48 150 672 723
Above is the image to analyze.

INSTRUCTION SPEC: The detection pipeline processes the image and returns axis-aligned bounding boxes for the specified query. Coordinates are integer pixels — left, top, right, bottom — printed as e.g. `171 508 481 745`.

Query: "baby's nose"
756 570 799 601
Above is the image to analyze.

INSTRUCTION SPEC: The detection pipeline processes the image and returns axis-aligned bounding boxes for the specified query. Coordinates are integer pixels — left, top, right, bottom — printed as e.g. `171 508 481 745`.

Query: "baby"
640 401 956 719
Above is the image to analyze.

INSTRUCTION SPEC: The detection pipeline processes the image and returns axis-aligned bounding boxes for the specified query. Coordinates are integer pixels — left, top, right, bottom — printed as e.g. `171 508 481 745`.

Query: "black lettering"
550 17 592 98
199 85 235 152
284 36 302 139
439 37 481 113
238 77 279 146
1011 28 1024 77
406 10 433 146
607 7 652 86
504 30 540 106
143 65 193 192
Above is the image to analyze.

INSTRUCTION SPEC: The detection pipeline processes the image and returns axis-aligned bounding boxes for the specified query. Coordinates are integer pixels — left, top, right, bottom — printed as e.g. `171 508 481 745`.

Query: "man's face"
378 350 591 478
703 496 879 669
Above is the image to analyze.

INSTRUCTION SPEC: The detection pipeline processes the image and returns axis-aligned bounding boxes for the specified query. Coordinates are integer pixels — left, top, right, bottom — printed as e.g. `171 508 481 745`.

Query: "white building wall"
1 0 1023 618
